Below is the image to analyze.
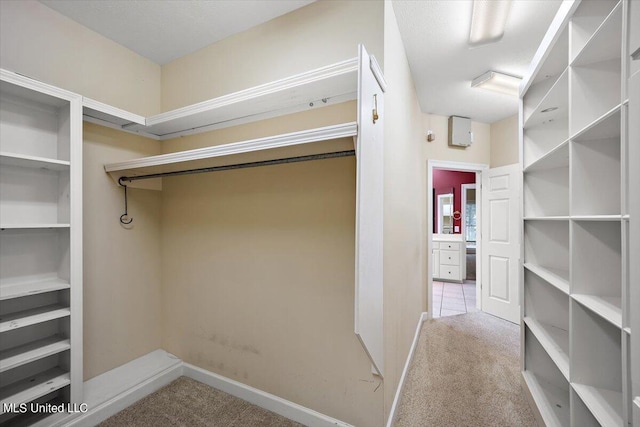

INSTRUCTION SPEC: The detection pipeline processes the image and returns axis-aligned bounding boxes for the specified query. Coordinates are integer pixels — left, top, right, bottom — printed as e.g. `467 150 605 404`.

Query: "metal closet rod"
118 149 356 183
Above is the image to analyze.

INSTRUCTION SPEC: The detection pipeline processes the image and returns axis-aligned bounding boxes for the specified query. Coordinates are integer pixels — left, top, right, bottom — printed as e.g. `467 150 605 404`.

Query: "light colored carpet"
394 311 538 426
99 376 304 427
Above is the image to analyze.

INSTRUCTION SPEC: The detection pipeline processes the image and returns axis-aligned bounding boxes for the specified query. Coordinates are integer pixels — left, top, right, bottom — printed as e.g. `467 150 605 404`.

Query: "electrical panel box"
448 116 473 147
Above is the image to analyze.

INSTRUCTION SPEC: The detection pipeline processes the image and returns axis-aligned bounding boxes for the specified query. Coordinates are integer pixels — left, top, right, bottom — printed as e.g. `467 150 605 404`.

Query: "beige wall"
382 2 427 421
161 0 384 111
423 114 492 166
160 104 382 426
490 114 520 167
83 123 163 380
0 0 161 116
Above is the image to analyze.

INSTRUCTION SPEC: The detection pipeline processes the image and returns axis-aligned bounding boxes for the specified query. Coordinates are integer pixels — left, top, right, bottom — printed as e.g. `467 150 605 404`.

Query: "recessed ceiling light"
471 71 522 97
469 0 512 46
541 107 558 113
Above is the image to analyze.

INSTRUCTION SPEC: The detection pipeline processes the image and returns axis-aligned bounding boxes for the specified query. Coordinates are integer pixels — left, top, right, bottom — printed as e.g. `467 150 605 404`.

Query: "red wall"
433 169 476 234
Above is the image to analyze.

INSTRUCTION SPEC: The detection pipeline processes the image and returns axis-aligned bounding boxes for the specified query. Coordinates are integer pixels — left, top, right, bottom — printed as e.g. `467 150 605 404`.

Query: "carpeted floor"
394 311 538 426
99 377 304 427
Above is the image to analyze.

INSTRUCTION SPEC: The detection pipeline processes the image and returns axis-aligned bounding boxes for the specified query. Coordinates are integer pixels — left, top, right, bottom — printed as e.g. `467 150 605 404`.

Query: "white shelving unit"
520 1 635 425
0 70 82 426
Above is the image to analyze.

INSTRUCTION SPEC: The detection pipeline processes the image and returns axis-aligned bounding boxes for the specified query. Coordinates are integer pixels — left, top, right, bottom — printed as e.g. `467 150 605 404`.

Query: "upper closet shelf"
84 57 361 141
104 122 357 189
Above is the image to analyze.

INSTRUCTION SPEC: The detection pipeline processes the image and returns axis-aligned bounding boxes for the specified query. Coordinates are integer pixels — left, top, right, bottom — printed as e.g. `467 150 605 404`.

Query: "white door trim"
427 160 488 319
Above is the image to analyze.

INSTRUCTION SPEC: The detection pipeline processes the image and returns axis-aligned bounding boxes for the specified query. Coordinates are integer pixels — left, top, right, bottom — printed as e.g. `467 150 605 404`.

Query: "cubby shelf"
523 263 569 295
0 152 70 171
0 278 70 301
524 317 569 380
571 1 623 68
523 140 568 173
0 368 70 414
0 335 70 373
572 294 622 329
524 69 569 129
522 371 570 427
570 104 621 141
571 383 623 427
0 305 70 333
570 58 621 135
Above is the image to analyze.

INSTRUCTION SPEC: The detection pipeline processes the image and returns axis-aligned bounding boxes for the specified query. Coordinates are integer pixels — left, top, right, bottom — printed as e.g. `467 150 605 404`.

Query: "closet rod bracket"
118 177 133 225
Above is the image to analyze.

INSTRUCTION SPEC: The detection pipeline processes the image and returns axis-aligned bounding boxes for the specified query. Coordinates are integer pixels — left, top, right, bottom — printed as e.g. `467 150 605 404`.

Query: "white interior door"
481 164 521 323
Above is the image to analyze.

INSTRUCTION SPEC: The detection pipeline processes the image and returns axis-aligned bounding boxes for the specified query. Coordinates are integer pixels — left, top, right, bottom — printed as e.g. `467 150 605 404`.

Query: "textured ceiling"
393 0 562 123
39 0 315 65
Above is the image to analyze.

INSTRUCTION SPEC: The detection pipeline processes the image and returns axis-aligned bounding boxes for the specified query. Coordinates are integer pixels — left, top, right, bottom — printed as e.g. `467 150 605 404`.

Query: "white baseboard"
183 363 353 427
385 312 428 427
55 350 183 427
49 349 351 427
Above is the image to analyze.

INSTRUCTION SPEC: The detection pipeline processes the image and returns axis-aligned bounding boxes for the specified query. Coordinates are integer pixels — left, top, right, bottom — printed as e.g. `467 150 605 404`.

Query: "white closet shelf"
523 263 569 295
570 1 623 68
0 305 70 333
571 104 621 142
522 371 570 427
0 278 70 301
0 368 70 414
524 216 570 221
524 317 569 380
104 122 357 187
624 327 631 335
0 335 70 373
571 383 623 427
0 152 70 171
0 224 70 230
86 57 360 140
571 215 622 221
523 140 569 172
524 69 569 129
571 294 622 329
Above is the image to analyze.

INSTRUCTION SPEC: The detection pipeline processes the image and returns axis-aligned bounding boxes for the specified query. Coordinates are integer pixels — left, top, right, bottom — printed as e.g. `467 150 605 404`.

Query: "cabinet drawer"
432 242 440 249
438 265 460 281
440 242 460 251
440 250 460 266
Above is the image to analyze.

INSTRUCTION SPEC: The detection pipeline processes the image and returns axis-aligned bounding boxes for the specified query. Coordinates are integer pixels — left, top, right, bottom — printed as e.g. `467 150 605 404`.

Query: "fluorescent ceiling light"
469 0 512 46
471 71 521 96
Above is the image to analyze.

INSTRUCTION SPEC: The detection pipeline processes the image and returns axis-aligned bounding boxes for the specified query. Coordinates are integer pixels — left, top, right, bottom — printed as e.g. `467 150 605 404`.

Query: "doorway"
428 161 487 317
427 160 486 319
427 160 522 323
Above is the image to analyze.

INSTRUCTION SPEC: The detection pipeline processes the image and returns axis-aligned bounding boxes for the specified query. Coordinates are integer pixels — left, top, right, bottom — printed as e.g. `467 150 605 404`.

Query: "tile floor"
432 280 478 318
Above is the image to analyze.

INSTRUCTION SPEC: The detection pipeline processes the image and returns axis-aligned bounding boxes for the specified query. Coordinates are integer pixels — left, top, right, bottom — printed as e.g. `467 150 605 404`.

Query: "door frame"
427 160 488 319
